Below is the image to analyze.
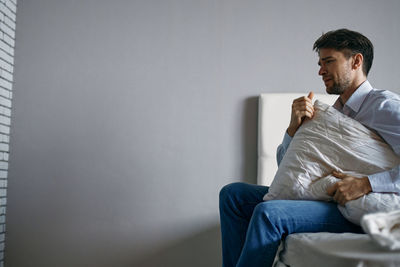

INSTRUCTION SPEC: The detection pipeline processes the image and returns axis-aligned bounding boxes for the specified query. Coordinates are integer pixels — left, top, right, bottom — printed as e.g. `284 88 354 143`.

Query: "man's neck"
340 76 367 104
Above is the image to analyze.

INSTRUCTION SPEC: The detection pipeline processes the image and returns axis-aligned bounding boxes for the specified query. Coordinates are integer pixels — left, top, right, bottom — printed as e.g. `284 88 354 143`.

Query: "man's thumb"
307 91 314 100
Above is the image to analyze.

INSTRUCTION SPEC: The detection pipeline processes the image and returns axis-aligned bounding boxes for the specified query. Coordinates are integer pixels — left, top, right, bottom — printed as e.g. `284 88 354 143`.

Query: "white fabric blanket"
361 210 400 250
263 100 400 225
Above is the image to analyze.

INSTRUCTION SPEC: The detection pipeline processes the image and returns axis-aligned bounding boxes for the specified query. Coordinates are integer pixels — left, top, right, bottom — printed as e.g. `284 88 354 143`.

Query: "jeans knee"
253 202 267 216
252 201 280 223
219 182 247 204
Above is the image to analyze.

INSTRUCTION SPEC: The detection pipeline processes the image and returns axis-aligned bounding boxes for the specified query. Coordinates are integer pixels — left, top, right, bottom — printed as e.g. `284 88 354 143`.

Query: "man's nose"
318 66 327 76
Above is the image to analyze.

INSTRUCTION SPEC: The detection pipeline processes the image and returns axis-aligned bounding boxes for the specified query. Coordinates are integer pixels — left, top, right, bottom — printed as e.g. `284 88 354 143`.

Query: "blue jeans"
219 182 363 267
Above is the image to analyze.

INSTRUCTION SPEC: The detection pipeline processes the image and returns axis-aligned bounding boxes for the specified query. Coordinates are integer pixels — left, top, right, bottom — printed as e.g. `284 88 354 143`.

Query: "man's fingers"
332 171 346 179
294 92 314 102
288 92 315 136
292 102 314 114
295 110 314 120
305 105 314 115
303 110 314 119
334 191 346 206
326 183 338 196
293 96 314 105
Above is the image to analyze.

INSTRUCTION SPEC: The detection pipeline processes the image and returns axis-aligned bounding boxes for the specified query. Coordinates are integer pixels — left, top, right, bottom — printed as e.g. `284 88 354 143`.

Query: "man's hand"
326 171 372 206
287 92 314 137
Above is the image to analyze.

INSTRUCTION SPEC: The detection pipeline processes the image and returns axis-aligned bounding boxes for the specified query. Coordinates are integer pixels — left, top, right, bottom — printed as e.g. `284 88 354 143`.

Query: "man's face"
318 48 354 95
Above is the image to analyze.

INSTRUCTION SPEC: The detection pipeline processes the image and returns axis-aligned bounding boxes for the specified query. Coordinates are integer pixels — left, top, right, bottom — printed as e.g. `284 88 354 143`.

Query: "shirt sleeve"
368 166 400 193
276 132 292 166
367 96 400 193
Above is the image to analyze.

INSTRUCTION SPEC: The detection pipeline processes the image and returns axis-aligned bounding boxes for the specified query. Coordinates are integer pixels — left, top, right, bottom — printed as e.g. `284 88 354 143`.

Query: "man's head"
313 29 374 76
313 29 374 96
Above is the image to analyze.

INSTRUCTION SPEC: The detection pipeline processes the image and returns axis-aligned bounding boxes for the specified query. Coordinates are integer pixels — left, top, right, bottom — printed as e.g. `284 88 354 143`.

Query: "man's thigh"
252 200 363 234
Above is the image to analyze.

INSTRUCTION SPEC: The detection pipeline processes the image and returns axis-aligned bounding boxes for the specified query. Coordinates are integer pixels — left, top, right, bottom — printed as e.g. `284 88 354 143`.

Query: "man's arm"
276 133 292 166
287 92 315 137
326 168 400 206
327 171 372 206
327 96 400 204
276 92 315 166
366 97 400 193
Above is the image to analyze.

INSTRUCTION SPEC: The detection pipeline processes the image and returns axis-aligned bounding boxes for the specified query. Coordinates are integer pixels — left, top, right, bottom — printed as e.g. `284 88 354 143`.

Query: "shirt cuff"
282 131 292 149
368 171 398 193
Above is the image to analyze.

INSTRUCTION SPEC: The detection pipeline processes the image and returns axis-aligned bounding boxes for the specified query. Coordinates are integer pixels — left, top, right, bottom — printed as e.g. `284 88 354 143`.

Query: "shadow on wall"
133 225 222 267
241 96 259 184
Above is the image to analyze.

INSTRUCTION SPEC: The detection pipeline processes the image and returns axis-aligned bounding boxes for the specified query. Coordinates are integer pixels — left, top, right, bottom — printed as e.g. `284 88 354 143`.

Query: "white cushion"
263 100 400 224
279 232 400 267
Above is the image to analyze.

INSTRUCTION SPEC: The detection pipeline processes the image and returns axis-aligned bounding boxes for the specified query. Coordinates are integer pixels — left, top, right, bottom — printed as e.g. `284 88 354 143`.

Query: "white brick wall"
0 0 15 265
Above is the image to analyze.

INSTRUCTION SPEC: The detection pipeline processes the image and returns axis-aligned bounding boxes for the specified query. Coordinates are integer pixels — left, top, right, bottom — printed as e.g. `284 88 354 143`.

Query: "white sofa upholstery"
258 93 400 266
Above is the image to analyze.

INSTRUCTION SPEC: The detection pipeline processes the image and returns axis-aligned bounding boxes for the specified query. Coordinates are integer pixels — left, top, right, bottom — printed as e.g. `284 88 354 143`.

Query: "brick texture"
0 0 16 265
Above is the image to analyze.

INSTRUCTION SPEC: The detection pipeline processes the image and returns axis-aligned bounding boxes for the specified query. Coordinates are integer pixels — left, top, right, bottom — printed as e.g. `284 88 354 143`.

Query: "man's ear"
352 53 363 70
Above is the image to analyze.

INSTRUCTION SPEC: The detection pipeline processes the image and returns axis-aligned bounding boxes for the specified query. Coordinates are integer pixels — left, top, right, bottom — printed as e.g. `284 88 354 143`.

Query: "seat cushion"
277 232 400 267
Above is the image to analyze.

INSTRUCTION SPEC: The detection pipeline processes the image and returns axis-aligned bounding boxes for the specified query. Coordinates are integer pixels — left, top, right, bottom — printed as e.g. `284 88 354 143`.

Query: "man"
219 29 400 267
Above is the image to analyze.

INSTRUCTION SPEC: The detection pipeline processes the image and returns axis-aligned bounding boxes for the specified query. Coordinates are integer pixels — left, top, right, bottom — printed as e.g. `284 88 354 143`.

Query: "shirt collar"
333 80 373 113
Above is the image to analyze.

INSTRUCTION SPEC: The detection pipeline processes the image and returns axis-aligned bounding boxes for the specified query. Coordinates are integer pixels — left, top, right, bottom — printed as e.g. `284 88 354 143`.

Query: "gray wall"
5 0 400 266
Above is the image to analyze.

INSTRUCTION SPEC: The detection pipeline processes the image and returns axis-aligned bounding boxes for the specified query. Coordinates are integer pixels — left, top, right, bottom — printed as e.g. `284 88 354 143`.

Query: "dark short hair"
313 29 374 76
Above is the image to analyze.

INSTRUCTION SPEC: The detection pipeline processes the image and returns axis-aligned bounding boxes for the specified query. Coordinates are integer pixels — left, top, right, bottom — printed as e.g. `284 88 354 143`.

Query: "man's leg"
236 200 363 267
219 182 269 267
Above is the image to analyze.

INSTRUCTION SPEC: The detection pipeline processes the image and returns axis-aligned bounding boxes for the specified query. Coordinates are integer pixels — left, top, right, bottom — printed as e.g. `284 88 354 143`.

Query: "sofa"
258 93 400 267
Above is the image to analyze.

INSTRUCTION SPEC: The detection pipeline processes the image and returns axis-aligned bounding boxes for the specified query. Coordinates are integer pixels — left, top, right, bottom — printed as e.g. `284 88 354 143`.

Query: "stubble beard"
326 73 352 95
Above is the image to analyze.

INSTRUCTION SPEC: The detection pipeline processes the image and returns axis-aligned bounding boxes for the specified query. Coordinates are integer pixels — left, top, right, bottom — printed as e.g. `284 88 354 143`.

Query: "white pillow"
263 100 400 225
